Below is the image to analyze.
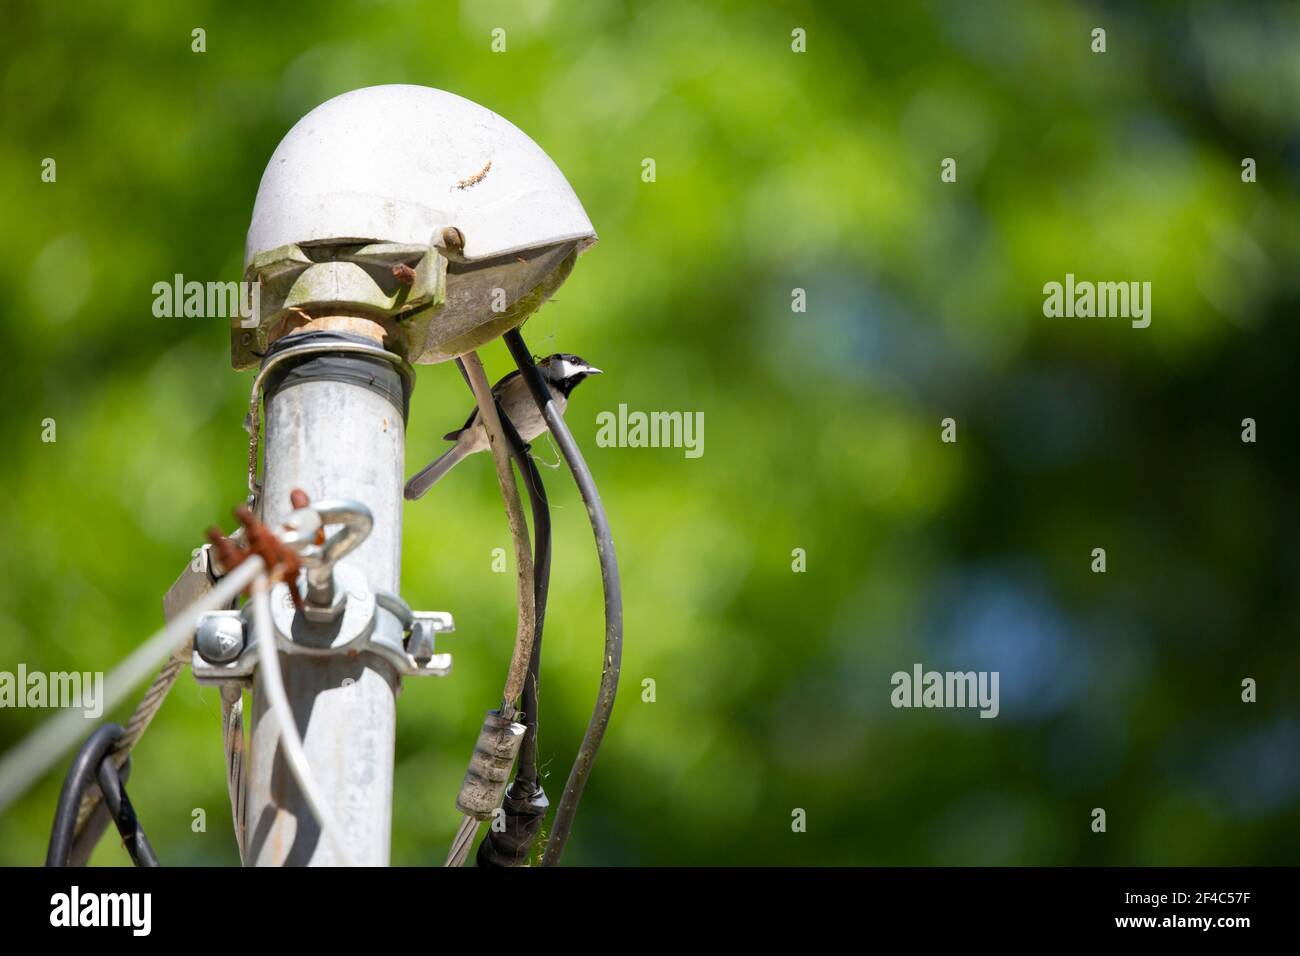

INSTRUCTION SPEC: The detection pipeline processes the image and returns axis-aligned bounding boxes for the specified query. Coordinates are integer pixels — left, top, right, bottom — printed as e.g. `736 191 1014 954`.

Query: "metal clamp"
192 492 453 684
243 340 411 508
191 575 454 685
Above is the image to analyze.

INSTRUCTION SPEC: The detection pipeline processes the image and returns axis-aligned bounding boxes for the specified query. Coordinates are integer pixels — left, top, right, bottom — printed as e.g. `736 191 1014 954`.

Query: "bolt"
196 616 246 664
408 621 436 666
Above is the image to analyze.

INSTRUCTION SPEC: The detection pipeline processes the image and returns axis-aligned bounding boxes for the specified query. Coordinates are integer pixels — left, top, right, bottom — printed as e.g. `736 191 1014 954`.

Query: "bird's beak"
586 367 603 376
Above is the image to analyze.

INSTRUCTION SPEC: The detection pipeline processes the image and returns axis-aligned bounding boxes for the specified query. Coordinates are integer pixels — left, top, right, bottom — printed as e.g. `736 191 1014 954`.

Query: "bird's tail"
405 444 468 500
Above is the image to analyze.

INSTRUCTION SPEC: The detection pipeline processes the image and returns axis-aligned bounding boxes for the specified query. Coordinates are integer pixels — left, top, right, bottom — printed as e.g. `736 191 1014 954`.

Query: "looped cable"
47 723 157 867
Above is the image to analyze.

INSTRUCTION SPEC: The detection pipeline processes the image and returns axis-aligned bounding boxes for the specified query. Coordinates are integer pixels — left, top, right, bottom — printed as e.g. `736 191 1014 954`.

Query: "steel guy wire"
0 555 266 815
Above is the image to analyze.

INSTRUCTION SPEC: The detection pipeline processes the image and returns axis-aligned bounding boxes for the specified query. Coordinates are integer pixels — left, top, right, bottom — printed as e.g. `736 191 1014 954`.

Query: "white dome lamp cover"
235 85 597 368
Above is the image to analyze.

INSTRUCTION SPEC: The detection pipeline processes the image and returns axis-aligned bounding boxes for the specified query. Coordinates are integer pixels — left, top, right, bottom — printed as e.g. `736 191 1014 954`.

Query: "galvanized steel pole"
244 329 406 867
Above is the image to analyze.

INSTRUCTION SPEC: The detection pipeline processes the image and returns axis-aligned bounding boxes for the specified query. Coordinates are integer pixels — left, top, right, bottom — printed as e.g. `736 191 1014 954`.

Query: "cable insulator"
475 780 550 868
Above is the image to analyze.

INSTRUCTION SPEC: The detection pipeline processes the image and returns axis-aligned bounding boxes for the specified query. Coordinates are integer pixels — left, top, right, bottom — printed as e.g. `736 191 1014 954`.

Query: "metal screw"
196 616 246 664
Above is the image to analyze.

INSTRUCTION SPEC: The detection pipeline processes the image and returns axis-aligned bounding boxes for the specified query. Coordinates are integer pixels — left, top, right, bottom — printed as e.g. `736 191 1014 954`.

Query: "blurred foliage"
1 0 1298 866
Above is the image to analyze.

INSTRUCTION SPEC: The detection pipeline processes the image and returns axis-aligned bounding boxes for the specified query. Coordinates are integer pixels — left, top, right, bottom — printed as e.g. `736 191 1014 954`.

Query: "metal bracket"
162 543 218 623
191 570 454 686
233 241 448 370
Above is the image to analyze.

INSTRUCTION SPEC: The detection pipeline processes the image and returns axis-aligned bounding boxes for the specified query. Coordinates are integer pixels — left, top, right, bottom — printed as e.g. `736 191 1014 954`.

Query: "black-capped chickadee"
405 353 602 499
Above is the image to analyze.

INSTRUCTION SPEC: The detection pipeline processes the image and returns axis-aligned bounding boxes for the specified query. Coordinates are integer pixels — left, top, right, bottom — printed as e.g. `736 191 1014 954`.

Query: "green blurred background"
1 0 1297 865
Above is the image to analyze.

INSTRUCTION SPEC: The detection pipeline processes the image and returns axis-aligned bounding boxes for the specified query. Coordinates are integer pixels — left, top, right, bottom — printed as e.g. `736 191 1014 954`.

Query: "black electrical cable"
503 328 623 866
95 750 159 867
46 723 158 867
47 724 124 866
486 435 551 866
451 357 552 783
511 446 550 786
434 359 554 867
451 356 553 867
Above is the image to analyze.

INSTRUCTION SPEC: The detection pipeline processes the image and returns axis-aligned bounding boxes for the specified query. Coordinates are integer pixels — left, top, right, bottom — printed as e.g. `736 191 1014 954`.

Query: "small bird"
405 353 602 499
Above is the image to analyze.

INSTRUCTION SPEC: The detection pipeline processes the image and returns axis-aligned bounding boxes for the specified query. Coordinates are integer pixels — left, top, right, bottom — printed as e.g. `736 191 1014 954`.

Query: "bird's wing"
442 369 525 440
492 368 523 394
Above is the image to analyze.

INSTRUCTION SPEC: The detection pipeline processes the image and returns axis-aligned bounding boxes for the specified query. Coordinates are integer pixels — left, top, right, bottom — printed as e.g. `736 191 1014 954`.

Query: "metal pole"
244 332 406 866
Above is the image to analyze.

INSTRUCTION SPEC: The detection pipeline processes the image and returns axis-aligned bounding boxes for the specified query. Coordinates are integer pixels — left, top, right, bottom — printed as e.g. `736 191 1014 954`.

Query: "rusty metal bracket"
233 241 447 370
